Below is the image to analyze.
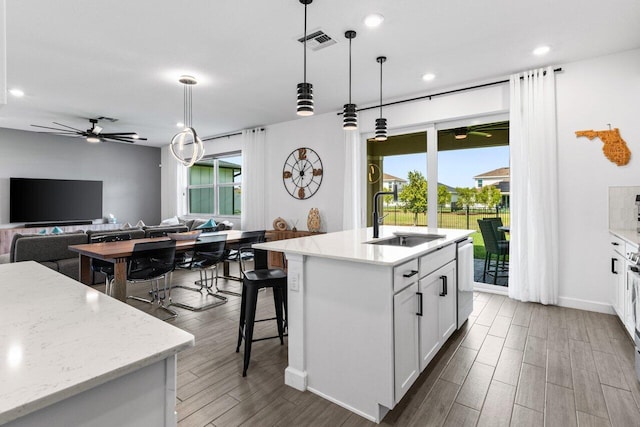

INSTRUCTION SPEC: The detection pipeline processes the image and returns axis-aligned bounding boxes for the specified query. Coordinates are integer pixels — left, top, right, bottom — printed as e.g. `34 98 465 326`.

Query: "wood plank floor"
122 270 640 426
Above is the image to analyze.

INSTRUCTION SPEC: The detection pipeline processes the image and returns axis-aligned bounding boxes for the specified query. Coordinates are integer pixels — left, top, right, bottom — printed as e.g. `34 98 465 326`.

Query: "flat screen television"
10 178 103 223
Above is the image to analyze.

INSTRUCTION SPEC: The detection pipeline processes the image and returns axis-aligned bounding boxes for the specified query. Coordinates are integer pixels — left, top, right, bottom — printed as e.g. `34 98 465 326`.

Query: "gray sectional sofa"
2 219 234 281
10 232 89 280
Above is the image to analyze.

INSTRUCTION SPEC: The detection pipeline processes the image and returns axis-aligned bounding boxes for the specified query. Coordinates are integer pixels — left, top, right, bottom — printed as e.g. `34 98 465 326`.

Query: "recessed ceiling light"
9 88 24 97
422 73 436 82
176 122 185 128
364 13 384 28
533 45 550 56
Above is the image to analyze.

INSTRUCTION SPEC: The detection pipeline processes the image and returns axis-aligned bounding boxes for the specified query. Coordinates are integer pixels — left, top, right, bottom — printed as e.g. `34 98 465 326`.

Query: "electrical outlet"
289 274 299 292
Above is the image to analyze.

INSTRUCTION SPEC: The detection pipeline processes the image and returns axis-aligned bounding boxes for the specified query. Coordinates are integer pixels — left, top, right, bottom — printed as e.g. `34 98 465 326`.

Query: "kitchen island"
0 261 194 427
254 226 473 423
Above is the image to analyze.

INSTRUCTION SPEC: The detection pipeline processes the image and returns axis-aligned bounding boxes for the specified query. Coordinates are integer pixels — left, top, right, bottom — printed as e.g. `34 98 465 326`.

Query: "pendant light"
343 30 357 130
375 56 388 141
170 75 205 167
296 0 314 116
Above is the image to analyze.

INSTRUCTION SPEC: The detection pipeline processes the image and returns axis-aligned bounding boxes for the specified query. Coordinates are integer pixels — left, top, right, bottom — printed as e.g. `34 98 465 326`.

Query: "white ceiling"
1 0 639 147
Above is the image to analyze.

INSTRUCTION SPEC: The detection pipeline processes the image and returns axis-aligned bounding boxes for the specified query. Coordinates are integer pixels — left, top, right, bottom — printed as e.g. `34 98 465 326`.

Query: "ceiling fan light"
86 136 101 143
454 128 467 139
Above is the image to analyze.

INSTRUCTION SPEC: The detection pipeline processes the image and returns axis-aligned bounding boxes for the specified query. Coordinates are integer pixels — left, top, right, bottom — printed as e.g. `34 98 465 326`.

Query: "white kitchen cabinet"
437 261 457 343
623 242 639 337
609 233 637 338
393 282 420 402
610 235 625 319
394 250 458 401
418 261 456 372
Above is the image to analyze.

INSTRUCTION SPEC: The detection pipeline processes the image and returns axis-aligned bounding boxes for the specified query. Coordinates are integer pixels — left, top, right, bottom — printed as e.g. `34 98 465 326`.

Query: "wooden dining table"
69 230 244 301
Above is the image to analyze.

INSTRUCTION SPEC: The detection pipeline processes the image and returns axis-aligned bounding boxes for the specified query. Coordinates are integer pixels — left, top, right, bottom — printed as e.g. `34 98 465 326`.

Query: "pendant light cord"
303 3 307 84
348 38 352 104
379 60 383 118
183 83 193 128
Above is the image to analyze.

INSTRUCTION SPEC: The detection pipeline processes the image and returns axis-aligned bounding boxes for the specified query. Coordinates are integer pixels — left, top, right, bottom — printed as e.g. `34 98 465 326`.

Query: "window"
477 179 483 188
188 153 242 216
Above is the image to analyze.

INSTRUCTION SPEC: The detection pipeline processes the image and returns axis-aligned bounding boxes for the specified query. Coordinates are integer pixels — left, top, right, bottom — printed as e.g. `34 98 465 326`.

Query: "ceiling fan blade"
34 131 80 136
31 124 78 132
103 136 136 143
468 131 492 137
100 132 138 136
52 122 85 132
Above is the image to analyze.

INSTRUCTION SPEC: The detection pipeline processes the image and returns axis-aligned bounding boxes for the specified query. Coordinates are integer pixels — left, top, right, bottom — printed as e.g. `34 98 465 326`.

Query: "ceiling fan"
31 118 147 143
447 122 509 140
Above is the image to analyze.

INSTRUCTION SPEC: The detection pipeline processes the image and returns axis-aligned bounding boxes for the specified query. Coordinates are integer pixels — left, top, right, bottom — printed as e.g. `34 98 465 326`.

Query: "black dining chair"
126 240 178 319
219 230 266 296
482 217 507 242
90 232 132 293
236 247 287 377
170 235 228 311
478 219 509 285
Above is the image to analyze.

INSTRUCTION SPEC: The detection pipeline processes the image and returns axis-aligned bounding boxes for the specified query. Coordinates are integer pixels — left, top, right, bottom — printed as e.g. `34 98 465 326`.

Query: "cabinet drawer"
394 259 419 293
419 245 456 278
610 234 625 255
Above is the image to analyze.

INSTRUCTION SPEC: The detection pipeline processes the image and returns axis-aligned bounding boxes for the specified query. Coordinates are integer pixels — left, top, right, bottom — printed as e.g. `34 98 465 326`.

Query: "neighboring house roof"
383 173 407 183
473 167 510 179
438 182 457 193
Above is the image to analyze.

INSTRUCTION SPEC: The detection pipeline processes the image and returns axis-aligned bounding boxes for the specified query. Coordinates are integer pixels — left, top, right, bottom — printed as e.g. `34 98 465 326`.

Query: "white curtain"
508 66 559 305
175 163 187 217
241 128 266 230
160 146 187 219
342 129 363 230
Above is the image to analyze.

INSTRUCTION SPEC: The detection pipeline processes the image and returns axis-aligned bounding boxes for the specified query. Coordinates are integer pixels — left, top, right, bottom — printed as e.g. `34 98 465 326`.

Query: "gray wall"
0 127 161 226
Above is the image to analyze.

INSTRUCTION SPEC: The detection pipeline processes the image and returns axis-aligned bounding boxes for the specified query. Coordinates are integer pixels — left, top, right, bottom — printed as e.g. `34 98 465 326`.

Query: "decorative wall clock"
282 147 323 199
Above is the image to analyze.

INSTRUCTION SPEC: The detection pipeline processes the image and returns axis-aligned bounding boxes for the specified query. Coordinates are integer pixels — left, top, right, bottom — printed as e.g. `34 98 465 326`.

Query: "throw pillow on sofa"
196 219 217 230
160 216 180 226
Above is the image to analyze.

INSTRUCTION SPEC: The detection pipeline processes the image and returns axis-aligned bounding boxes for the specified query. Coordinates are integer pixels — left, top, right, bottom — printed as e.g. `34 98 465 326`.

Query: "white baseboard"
473 282 508 295
557 296 615 314
306 386 388 423
473 283 615 315
284 367 307 391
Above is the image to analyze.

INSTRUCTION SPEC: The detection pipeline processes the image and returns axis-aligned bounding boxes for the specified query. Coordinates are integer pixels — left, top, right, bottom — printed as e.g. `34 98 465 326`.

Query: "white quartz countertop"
0 262 194 425
610 229 640 248
254 226 473 266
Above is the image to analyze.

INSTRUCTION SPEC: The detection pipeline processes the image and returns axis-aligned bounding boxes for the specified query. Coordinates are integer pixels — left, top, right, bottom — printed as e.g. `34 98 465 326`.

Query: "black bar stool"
235 247 287 377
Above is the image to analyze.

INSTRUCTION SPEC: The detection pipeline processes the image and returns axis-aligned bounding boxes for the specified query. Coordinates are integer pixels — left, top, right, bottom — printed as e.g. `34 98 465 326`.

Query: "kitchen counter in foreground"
0 261 194 427
610 229 640 247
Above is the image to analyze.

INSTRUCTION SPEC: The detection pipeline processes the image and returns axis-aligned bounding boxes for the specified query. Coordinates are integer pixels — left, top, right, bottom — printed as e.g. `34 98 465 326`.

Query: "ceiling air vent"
297 29 336 51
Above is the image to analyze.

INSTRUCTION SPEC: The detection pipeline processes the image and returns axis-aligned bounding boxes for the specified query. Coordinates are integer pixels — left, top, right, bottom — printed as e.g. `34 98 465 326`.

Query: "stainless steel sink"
368 234 445 247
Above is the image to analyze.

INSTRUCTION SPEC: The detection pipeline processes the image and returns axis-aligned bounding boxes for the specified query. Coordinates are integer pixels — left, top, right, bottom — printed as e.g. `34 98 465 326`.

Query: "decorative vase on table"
307 208 321 233
273 217 288 231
